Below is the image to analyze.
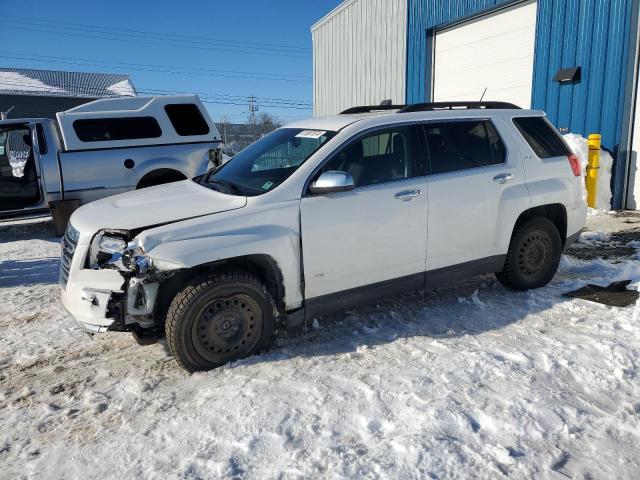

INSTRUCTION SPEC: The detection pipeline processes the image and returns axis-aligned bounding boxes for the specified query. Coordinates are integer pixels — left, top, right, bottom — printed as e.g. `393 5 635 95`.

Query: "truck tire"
496 217 562 291
165 270 278 372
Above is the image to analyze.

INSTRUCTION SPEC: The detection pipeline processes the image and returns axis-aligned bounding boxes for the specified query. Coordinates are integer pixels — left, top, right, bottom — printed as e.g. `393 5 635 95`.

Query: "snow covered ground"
1 214 640 479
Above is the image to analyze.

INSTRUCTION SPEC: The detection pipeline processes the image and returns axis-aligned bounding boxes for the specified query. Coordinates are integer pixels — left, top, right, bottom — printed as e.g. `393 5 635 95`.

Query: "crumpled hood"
70 180 246 240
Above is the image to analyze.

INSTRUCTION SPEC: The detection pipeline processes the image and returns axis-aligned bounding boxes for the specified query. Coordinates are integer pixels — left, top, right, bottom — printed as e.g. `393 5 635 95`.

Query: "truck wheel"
496 217 562 291
165 271 278 372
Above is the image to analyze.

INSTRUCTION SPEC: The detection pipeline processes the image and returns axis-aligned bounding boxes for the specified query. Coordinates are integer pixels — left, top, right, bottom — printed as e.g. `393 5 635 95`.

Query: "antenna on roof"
479 88 488 102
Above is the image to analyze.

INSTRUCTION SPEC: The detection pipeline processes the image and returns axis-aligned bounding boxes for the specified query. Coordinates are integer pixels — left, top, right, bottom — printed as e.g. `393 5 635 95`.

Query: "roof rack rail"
340 104 406 114
398 101 521 113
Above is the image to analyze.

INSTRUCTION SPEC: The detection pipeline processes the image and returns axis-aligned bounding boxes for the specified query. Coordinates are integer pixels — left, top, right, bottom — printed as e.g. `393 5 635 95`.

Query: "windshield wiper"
207 179 245 196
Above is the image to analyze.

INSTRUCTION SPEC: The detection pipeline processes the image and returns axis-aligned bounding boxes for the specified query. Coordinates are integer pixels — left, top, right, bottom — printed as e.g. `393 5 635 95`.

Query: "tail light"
567 154 581 177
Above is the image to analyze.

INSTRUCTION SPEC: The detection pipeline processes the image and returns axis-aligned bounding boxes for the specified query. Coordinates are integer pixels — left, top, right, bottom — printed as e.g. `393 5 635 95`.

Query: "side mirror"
309 170 355 195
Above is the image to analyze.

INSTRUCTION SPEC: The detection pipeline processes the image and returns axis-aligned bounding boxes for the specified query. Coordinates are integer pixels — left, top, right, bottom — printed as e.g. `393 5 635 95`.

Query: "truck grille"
60 224 79 288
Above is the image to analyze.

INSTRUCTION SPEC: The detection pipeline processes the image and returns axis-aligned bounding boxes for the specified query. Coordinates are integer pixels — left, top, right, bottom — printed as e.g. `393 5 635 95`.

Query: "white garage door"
626 73 640 209
433 0 538 108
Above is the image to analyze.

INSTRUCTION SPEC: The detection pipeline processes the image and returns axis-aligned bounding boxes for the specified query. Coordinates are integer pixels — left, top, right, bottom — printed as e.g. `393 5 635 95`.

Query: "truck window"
73 117 162 142
512 117 571 159
164 104 210 136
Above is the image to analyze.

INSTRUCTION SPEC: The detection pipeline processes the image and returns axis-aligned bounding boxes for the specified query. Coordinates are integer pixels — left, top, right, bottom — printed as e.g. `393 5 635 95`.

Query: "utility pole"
220 115 228 147
248 95 259 140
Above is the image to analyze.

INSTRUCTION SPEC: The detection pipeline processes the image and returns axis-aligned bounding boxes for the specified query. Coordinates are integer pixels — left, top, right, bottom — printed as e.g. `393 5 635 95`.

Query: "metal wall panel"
408 0 635 207
312 0 408 116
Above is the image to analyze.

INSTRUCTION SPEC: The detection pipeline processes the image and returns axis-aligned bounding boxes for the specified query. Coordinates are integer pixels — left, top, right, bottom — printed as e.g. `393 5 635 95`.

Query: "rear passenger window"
424 121 506 175
320 126 423 187
73 117 162 142
513 117 571 158
165 104 210 136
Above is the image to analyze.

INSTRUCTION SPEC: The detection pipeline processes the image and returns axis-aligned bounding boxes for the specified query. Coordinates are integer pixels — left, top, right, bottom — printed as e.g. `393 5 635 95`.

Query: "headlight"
89 231 150 274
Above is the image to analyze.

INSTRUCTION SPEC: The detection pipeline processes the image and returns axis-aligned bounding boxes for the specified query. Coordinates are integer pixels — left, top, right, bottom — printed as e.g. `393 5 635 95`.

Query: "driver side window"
320 125 423 187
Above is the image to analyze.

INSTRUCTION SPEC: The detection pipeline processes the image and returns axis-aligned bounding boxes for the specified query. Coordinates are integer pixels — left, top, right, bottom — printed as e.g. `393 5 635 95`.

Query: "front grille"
60 224 79 288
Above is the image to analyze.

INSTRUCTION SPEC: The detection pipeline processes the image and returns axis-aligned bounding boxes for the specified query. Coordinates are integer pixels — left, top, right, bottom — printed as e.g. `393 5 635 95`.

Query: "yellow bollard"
586 134 601 208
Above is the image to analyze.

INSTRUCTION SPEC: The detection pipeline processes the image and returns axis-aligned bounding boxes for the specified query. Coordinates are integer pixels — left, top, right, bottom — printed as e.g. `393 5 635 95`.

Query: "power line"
0 79 313 110
1 24 311 59
2 15 311 53
195 97 310 110
0 76 313 104
141 87 311 106
0 52 312 83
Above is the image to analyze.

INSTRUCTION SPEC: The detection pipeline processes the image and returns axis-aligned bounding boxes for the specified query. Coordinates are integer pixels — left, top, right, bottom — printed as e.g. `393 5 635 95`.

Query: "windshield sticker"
296 130 326 139
262 181 275 190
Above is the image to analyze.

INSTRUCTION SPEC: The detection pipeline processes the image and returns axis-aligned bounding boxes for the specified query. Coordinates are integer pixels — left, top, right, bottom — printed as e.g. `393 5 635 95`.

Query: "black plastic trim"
340 104 406 114
305 273 425 319
301 254 507 319
424 255 506 289
564 230 583 251
399 102 521 113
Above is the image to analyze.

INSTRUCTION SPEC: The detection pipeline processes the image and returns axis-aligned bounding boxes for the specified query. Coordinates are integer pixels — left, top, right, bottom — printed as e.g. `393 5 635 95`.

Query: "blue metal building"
406 0 639 208
312 0 640 208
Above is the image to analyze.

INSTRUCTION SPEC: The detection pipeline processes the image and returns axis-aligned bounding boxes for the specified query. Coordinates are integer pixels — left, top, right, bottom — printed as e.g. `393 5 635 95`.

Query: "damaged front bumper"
61 242 125 332
61 240 170 334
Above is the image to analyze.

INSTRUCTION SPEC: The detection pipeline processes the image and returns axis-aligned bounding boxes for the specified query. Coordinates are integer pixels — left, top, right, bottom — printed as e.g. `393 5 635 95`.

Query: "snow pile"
1 217 640 479
106 79 136 97
0 71 65 95
564 134 613 212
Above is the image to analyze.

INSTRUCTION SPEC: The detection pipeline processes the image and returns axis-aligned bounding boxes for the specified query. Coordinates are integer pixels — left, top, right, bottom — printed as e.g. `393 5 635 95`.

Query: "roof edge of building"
311 0 359 32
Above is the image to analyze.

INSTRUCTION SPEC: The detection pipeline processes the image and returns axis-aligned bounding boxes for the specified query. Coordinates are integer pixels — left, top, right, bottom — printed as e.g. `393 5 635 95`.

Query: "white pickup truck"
0 95 222 233
61 102 587 372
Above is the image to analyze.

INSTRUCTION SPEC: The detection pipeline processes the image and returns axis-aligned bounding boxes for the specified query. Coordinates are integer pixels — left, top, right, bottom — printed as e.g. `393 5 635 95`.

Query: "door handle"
493 173 514 184
395 189 422 200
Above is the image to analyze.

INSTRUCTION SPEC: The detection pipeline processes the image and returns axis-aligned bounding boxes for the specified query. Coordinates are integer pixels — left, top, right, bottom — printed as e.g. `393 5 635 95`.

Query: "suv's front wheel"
165 271 278 372
496 217 563 291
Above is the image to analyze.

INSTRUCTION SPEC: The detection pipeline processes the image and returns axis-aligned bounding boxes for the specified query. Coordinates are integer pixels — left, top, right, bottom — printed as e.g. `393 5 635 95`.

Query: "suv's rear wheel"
165 271 277 372
496 217 562 291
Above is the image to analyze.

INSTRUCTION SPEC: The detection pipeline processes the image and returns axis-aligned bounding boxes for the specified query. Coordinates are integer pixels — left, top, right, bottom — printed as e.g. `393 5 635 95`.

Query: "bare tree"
257 113 282 128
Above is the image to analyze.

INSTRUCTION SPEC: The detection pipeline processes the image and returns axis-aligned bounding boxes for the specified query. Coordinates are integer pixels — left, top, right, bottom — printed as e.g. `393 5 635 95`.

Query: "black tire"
165 270 278 372
496 217 562 291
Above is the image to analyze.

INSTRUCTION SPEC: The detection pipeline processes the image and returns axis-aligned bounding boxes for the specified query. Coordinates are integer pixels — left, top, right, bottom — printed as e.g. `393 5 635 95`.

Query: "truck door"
0 124 44 212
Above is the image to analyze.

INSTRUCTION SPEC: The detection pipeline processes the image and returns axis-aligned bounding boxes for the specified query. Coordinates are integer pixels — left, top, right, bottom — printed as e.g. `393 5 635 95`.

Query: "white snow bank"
106 79 136 97
564 134 613 212
0 71 65 94
1 217 640 479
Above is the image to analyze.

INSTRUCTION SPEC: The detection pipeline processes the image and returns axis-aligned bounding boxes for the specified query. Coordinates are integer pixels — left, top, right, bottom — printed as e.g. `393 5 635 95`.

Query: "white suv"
61 102 587 371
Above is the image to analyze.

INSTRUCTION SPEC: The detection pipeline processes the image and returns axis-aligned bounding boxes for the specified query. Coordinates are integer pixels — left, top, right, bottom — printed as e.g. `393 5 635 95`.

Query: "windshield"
201 128 336 196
